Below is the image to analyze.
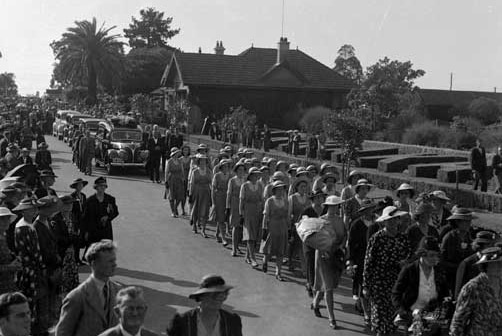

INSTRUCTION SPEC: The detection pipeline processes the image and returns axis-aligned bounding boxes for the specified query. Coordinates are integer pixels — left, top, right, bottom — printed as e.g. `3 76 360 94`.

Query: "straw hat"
396 183 415 198
247 167 261 180
446 208 477 221
376 206 408 223
323 195 345 206
0 207 17 223
271 171 286 182
321 172 338 184
70 178 88 189
475 247 502 265
170 147 181 157
12 197 40 212
429 190 450 202
271 181 287 191
354 179 373 193
189 275 233 299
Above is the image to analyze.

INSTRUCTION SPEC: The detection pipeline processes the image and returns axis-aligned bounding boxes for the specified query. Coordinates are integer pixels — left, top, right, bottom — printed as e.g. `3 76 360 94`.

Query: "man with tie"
98 287 158 336
56 240 121 336
147 127 162 183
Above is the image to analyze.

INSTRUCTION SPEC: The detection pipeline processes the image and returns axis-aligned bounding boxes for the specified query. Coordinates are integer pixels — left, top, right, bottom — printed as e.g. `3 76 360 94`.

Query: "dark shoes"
310 303 322 318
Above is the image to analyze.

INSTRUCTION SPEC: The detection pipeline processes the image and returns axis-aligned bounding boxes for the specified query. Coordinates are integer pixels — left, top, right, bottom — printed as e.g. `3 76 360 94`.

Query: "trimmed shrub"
440 129 477 150
401 121 444 147
480 127 502 152
468 97 501 125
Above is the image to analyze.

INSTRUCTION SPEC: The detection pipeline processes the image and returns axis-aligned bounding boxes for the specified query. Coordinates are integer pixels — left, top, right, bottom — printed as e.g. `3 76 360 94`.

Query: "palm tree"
51 18 124 105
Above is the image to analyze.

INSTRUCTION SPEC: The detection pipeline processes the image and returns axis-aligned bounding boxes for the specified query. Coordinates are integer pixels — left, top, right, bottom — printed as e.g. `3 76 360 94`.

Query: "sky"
1 0 502 95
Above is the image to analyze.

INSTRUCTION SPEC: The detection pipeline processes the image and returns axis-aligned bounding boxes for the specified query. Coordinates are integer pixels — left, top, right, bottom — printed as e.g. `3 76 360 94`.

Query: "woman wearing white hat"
287 176 310 272
344 179 372 228
450 247 502 336
189 154 213 237
311 195 347 330
394 183 417 214
212 159 231 246
429 190 452 229
362 206 410 336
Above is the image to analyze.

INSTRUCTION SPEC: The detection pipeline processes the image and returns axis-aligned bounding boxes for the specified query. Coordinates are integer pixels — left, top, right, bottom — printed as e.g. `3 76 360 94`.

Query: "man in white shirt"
98 287 157 336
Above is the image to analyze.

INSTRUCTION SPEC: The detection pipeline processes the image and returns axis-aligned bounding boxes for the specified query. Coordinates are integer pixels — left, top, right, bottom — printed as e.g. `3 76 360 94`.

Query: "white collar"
119 324 142 336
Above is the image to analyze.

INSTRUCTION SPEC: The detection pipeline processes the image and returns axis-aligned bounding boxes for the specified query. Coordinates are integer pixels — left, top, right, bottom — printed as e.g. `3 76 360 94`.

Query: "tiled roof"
169 47 354 90
419 88 502 107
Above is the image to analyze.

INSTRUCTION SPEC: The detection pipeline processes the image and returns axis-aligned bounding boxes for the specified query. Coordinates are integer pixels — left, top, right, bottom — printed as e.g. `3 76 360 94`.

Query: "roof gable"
162 47 353 90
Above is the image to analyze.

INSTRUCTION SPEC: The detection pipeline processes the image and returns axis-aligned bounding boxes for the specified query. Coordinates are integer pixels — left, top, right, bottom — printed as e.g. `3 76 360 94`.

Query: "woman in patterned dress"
180 145 191 216
165 147 185 218
260 181 289 281
13 198 43 332
363 206 411 336
227 161 246 256
450 246 502 336
212 159 231 246
311 195 347 330
50 195 79 296
239 167 263 268
189 154 212 237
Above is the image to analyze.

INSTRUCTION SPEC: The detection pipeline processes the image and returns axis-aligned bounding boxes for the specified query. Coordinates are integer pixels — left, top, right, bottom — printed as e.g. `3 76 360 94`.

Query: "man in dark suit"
161 129 171 174
34 142 52 171
56 240 121 336
147 129 162 183
167 275 242 336
98 287 157 336
19 148 33 165
70 178 88 265
470 138 488 192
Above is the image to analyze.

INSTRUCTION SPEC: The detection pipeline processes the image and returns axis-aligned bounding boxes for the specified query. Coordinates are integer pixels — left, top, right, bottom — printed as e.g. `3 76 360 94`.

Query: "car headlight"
109 150 118 159
118 149 129 161
140 150 149 160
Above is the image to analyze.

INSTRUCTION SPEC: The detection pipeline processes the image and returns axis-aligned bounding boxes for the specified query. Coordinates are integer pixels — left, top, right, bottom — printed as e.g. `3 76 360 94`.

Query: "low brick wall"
189 135 502 213
363 140 471 157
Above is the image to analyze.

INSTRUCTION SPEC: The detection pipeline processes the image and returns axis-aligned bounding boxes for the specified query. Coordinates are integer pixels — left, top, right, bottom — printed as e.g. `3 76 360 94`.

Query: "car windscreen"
84 121 99 131
110 130 142 142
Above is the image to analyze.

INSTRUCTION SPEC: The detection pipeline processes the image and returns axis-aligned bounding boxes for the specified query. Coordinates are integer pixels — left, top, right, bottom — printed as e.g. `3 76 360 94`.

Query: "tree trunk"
86 61 97 106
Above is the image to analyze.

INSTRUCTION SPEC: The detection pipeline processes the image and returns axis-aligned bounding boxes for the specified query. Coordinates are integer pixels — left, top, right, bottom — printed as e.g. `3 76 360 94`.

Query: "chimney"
276 37 290 64
214 41 225 55
198 47 202 54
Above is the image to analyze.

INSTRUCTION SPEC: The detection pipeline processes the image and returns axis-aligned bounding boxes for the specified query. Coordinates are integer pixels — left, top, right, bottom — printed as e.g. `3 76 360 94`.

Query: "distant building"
160 37 354 130
418 88 502 121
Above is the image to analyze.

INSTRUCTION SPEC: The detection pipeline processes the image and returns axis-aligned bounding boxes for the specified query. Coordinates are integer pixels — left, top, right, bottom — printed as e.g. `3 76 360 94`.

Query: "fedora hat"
429 190 450 202
474 231 497 245
347 170 363 184
292 176 309 192
70 178 88 189
355 179 373 193
39 170 57 178
376 206 408 223
0 207 17 223
189 274 233 299
446 208 477 221
323 195 345 206
396 183 415 198
94 176 108 188
12 197 40 212
475 247 502 265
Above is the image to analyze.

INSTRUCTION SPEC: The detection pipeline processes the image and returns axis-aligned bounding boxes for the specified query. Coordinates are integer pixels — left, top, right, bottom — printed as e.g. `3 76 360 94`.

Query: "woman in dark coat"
167 275 242 336
82 177 119 247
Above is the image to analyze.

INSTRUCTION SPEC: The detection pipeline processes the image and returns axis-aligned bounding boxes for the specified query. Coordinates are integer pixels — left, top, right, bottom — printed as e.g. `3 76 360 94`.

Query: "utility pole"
450 73 453 91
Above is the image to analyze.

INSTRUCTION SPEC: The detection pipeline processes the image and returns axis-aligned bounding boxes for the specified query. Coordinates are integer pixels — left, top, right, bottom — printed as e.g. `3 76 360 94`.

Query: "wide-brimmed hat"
0 207 17 223
247 167 261 179
38 142 48 149
474 231 497 245
189 274 233 299
376 206 408 223
475 247 502 265
396 183 415 198
295 167 308 178
70 178 88 189
276 161 288 170
39 170 57 178
94 177 108 188
194 153 209 162
36 196 62 214
347 170 363 184
271 171 286 182
429 190 450 202
446 208 477 221
355 179 373 193
292 176 309 192
309 188 327 199
12 197 40 212
323 195 345 206
319 163 334 175
170 147 181 157
415 236 441 256
271 181 287 191
357 199 378 213
233 161 246 172
321 172 338 184
306 165 318 173
288 163 299 173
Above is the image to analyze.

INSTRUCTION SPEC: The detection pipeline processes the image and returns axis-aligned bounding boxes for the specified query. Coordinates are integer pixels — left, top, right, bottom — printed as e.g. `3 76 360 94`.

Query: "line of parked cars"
52 110 149 175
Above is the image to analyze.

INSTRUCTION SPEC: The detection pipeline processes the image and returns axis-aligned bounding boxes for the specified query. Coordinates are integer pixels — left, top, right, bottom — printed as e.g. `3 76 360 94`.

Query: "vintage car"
94 117 149 175
63 112 91 143
80 118 103 136
52 110 77 140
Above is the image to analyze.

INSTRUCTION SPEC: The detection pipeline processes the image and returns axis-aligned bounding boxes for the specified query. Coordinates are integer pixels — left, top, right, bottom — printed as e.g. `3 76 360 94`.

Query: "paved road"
48 135 372 336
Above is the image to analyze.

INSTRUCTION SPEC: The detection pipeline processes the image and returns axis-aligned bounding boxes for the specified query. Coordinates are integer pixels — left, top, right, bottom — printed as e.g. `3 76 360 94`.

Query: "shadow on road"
114 267 199 287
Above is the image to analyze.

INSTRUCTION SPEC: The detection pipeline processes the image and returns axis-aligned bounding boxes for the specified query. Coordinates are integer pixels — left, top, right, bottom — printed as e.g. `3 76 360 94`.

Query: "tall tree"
333 44 363 84
51 18 124 105
0 72 18 97
348 57 425 130
124 7 180 49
